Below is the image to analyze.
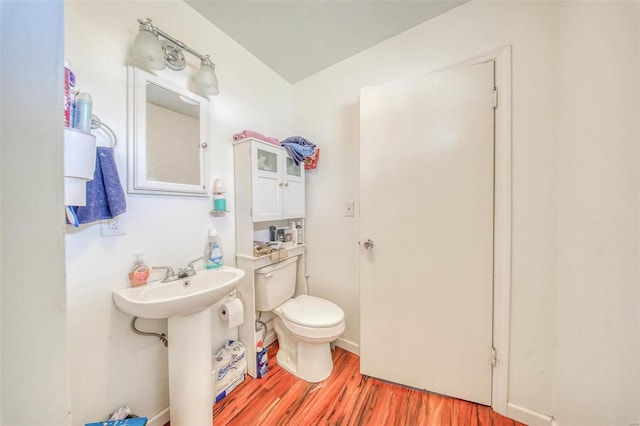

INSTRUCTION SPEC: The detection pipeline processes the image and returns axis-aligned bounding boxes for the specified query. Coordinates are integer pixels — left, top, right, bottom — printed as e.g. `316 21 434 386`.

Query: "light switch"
344 201 355 217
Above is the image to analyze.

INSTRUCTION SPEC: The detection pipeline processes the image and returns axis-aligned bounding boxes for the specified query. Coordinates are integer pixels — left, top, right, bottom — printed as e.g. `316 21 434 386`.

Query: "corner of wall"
1 1 70 424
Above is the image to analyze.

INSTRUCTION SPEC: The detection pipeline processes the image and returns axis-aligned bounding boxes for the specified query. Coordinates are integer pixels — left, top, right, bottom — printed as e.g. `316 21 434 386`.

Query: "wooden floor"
208 343 526 426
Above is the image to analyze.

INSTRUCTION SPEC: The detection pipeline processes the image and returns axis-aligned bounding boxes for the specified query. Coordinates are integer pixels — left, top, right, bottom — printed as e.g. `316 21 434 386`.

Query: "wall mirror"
127 66 209 196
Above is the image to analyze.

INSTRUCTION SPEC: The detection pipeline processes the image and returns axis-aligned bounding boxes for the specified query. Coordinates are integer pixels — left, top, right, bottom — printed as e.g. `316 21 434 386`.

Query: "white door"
359 62 495 405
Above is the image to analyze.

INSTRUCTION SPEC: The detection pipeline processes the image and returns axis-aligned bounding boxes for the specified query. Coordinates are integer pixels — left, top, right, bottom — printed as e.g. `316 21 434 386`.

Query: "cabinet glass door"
286 157 301 177
283 156 305 219
257 149 278 173
251 142 283 222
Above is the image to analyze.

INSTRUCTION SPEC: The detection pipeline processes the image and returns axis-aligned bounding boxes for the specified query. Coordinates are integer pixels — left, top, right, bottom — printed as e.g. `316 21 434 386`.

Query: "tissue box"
84 418 147 426
212 340 247 403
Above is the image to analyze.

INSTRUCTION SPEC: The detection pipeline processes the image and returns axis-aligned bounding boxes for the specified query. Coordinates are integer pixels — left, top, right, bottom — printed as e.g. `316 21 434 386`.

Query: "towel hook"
91 114 117 148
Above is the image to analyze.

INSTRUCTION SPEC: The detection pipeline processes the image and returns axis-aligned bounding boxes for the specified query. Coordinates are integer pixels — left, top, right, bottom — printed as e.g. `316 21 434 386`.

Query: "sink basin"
112 266 245 319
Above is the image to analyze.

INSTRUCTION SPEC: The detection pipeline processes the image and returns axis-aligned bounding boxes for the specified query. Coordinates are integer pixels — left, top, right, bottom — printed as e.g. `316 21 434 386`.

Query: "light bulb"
195 62 219 96
131 28 165 71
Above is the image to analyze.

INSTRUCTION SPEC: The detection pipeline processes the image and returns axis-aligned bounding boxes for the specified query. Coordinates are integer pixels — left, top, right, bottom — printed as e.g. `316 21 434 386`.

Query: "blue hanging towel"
71 147 126 225
280 136 316 165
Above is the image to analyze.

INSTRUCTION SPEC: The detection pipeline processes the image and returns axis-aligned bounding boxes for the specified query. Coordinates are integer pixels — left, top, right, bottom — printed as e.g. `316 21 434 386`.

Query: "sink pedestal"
112 266 246 425
168 308 212 426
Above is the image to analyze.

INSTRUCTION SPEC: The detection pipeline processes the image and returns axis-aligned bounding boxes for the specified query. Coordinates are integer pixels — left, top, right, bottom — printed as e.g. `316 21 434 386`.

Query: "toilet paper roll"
219 298 244 329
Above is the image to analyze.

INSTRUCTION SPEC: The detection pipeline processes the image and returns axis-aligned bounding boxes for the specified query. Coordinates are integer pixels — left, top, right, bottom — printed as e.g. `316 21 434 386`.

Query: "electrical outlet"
101 216 127 237
344 201 355 217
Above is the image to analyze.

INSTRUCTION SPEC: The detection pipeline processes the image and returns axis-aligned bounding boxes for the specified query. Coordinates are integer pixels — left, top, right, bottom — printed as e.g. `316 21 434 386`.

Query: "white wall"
64 1 292 424
553 2 639 425
294 0 559 414
1 1 70 425
293 1 639 425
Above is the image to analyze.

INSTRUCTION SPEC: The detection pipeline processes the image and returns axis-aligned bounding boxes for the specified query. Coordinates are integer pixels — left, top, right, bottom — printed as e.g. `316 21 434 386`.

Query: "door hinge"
491 347 497 367
493 88 498 108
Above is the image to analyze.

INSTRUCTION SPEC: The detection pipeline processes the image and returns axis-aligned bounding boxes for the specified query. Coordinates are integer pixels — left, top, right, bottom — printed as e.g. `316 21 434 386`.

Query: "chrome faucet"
152 266 179 282
177 256 204 279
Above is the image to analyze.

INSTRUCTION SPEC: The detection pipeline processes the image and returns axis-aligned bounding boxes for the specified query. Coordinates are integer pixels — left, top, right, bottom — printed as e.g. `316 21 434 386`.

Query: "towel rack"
90 114 117 148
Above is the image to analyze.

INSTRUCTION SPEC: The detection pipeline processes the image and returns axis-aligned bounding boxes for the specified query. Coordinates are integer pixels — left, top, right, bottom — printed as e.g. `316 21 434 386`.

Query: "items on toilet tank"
128 254 149 287
212 340 247 403
205 228 224 269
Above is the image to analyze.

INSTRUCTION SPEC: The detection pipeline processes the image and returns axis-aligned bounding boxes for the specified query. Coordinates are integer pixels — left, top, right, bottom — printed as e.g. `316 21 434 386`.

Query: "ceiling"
185 1 468 83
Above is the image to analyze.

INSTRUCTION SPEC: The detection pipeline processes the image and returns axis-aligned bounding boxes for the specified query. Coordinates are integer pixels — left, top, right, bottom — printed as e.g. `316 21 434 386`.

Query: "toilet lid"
282 295 344 327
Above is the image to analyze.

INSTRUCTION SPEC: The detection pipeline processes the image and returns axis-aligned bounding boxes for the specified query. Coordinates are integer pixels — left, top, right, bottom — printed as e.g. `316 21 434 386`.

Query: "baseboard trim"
147 406 170 426
507 402 555 426
335 337 359 355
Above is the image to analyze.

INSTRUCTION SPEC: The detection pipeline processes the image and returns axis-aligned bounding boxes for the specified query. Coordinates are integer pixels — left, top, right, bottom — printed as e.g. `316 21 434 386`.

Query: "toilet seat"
282 295 344 327
274 295 346 342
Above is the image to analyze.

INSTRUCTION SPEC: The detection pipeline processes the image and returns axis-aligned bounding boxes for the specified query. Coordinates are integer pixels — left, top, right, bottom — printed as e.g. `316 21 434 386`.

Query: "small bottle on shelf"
64 59 76 128
296 221 303 244
290 221 298 245
73 92 93 132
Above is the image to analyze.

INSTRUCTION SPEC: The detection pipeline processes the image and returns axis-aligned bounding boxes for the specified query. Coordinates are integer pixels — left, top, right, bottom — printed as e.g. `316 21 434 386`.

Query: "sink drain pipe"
131 317 168 347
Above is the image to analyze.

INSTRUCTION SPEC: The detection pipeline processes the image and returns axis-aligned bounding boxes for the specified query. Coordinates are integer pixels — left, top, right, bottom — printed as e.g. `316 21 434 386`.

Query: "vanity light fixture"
131 18 220 96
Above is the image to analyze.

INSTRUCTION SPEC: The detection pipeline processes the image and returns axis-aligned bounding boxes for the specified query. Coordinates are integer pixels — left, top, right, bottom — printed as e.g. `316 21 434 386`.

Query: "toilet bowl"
255 257 345 382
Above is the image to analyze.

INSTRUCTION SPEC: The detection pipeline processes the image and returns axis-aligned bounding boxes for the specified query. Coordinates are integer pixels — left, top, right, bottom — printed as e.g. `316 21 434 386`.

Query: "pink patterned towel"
232 130 281 146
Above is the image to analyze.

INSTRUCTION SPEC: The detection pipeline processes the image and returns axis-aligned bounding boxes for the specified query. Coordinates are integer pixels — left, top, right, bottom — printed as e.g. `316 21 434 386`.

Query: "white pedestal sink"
113 266 245 426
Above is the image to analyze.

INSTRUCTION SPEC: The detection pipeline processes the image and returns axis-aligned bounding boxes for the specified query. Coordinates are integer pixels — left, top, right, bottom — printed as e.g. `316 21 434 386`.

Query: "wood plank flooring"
208 343 526 426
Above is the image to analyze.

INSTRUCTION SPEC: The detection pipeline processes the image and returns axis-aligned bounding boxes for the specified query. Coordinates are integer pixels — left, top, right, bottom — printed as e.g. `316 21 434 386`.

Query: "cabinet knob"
279 182 284 187
201 142 208 148
284 182 289 187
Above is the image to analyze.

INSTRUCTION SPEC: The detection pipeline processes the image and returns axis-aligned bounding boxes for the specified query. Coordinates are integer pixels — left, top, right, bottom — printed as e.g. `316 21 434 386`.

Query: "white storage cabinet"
234 138 305 222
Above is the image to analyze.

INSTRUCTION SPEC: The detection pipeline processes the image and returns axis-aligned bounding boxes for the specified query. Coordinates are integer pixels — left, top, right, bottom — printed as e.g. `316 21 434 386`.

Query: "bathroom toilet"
255 256 345 382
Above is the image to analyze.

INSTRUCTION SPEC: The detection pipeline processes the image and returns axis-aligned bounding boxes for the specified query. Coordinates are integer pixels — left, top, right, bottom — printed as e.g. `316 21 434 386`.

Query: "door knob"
364 239 374 250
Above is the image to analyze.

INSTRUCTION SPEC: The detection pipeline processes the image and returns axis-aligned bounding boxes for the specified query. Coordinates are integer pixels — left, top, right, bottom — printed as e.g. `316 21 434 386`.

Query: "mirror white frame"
127 66 209 196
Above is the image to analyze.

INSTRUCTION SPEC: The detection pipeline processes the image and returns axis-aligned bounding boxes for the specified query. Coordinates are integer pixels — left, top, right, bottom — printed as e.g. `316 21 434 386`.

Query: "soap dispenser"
212 179 226 212
129 253 150 287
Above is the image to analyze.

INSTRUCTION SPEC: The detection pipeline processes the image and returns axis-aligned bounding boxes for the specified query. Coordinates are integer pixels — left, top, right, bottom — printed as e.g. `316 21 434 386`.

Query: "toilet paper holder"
219 291 245 329
218 290 241 318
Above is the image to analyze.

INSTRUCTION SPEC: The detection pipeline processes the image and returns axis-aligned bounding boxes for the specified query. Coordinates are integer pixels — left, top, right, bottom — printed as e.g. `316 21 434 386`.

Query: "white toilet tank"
255 256 298 311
